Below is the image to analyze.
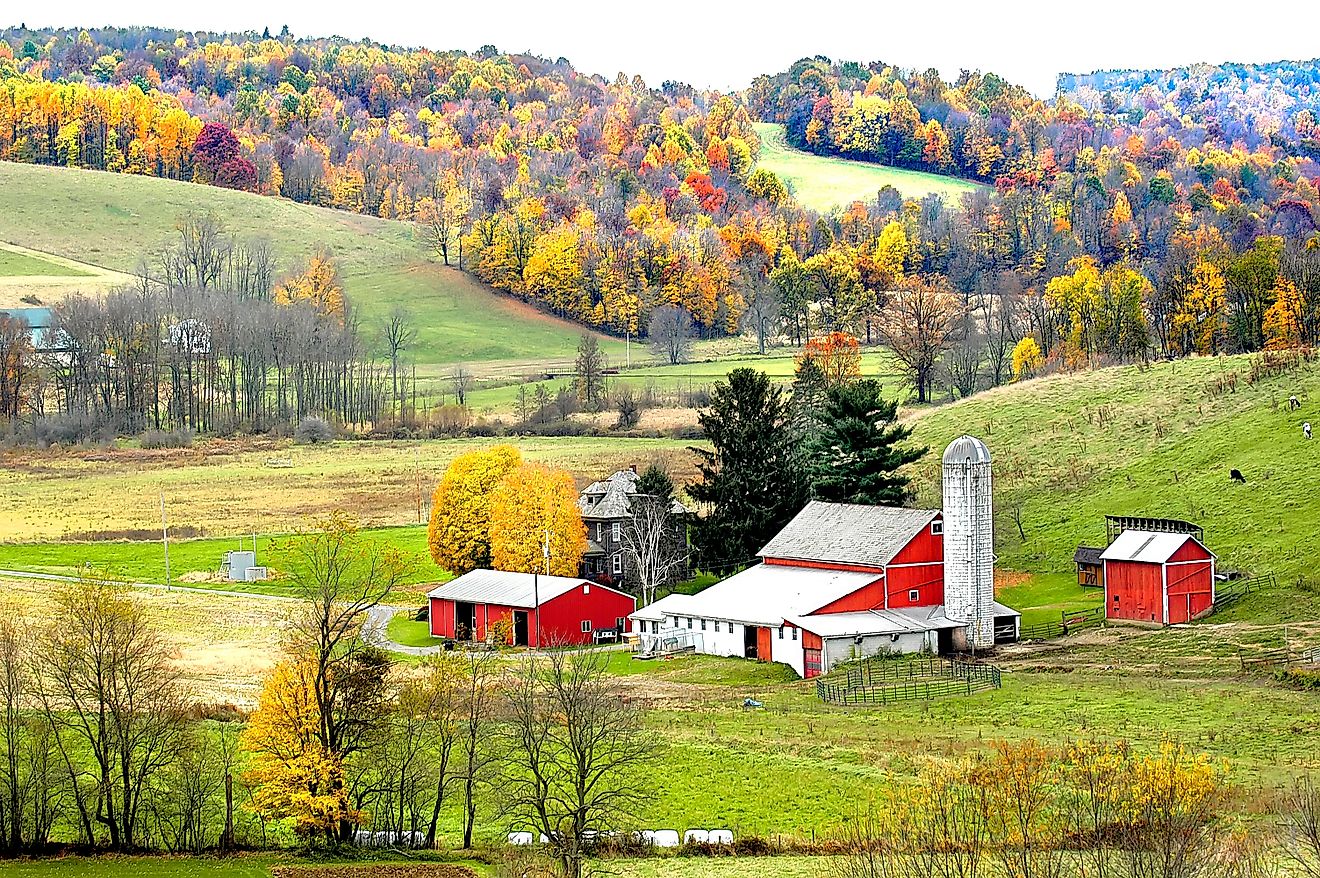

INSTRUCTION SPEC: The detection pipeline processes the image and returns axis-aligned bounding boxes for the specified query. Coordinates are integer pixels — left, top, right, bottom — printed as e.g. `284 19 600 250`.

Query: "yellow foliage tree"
1011 336 1044 380
488 462 587 576
1262 278 1305 350
241 656 360 841
274 250 346 321
427 445 523 575
873 221 908 289
1172 261 1228 355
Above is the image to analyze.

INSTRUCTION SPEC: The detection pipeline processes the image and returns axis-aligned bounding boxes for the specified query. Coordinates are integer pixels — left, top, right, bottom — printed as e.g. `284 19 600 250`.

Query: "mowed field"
753 123 988 212
0 162 627 370
0 240 135 307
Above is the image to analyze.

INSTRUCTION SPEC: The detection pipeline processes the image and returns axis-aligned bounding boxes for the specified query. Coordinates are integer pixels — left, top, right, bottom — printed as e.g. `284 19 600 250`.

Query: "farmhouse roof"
629 563 880 627
1073 546 1104 566
758 501 940 569
1100 530 1215 564
578 468 691 519
427 569 604 609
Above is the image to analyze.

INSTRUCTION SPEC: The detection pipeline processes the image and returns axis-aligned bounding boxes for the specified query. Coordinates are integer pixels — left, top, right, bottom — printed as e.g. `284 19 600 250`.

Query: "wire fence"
816 655 1002 706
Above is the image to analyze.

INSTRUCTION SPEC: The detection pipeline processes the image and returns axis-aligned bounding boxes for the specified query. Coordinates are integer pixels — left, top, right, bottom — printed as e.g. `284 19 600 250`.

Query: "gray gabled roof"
758 501 940 569
427 569 603 609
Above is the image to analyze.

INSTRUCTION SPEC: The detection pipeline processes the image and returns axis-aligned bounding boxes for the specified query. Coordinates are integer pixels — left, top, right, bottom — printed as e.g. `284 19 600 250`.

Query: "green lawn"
998 572 1101 629
387 608 448 646
0 855 495 877
0 246 92 277
753 123 987 212
0 163 622 370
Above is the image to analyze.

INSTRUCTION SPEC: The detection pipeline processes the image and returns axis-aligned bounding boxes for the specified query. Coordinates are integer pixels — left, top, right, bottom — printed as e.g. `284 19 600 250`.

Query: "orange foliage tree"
488 462 587 576
427 445 523 575
798 331 862 386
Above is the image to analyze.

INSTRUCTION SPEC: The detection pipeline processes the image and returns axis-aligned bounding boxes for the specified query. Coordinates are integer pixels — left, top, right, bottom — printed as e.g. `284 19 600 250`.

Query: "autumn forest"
4 27 1320 401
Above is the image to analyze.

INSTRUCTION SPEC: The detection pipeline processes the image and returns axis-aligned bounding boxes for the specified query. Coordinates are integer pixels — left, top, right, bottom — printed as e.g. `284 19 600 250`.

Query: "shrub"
615 387 640 429
294 415 335 444
141 428 194 449
3 412 116 448
1274 667 1320 690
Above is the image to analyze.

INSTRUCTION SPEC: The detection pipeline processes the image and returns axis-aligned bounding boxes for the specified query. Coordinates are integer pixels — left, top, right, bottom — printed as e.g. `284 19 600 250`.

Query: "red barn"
427 570 636 647
1102 530 1216 625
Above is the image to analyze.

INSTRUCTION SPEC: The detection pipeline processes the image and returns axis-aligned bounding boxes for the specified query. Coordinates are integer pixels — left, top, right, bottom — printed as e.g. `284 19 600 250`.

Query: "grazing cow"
1306 422 1313 440
1230 469 1246 484
1290 395 1302 411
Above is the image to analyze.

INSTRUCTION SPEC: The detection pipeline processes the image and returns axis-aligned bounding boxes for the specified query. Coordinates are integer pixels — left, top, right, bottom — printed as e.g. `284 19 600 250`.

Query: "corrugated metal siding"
1166 561 1214 623
535 584 636 647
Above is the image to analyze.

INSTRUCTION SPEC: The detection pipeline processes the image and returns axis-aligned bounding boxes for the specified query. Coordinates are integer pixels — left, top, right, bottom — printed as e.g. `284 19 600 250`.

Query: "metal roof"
1100 530 1215 564
427 569 597 608
788 607 964 637
943 434 992 465
758 501 939 568
629 563 879 627
1074 546 1104 566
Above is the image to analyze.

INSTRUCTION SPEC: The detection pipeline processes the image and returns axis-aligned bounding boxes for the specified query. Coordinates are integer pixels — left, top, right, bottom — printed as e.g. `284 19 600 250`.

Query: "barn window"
701 619 707 630
908 589 920 602
583 584 591 594
931 520 943 535
612 522 621 541
686 618 693 629
616 617 625 628
612 554 622 574
778 626 784 639
791 627 798 641
581 620 592 633
1112 595 1120 604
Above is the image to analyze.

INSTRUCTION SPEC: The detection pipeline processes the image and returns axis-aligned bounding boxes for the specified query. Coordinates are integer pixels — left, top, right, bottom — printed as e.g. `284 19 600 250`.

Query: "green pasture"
753 123 987 212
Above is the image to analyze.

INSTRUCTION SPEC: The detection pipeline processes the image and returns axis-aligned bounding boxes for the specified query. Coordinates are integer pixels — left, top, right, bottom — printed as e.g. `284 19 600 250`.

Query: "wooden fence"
816 656 1002 706
1018 605 1105 641
1213 573 1274 612
1239 642 1320 672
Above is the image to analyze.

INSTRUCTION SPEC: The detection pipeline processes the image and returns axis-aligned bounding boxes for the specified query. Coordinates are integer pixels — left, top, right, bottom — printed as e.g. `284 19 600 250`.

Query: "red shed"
1102 530 1216 625
427 569 636 647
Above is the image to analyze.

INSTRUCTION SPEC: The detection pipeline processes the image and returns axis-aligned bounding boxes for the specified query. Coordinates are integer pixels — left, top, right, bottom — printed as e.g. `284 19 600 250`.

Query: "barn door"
804 648 822 678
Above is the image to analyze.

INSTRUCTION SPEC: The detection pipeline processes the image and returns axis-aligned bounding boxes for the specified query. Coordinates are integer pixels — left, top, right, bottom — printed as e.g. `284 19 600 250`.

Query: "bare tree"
459 651 500 850
501 647 650 878
1284 777 1320 878
622 495 687 606
450 365 472 407
33 574 189 851
382 306 417 416
648 305 694 365
740 277 783 355
574 334 607 411
280 513 410 840
876 276 960 403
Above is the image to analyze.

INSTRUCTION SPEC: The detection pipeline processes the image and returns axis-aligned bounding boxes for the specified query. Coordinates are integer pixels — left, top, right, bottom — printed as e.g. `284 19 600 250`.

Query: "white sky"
13 0 1320 98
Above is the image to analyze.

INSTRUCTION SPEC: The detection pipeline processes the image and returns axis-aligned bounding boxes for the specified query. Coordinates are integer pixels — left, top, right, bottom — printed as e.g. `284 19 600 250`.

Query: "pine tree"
690 369 806 573
806 379 926 506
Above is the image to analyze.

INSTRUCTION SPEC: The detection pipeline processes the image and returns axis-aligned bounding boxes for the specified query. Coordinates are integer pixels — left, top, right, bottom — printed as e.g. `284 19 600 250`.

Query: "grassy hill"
0 162 627 370
904 352 1320 622
753 123 987 212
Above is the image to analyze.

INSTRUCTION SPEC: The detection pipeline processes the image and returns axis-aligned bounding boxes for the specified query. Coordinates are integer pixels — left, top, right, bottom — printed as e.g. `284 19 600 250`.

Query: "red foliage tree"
215 157 258 191
193 122 240 181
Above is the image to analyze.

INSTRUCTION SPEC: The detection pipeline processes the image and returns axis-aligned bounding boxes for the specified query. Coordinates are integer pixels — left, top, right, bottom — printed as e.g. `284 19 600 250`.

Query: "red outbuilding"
427 569 636 647
1101 530 1216 625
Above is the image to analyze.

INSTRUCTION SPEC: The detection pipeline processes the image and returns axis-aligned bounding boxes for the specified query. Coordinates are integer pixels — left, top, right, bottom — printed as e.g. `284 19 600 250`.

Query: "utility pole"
160 490 170 589
414 444 422 523
533 529 550 650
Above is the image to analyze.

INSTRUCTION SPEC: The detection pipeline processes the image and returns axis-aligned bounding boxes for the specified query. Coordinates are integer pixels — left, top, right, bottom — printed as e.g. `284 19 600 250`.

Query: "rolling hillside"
0 162 627 370
753 123 987 212
905 353 1320 622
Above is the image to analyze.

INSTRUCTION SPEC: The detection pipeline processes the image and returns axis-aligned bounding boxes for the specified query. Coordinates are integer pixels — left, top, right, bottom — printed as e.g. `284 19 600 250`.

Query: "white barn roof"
757 501 939 568
630 563 879 628
427 569 597 609
1100 530 1215 564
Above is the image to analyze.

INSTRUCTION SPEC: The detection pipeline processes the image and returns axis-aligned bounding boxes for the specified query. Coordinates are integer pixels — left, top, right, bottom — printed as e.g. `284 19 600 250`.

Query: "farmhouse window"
612 522 621 541
581 620 592 633
908 589 920 602
596 523 602 541
612 554 622 574
931 520 943 535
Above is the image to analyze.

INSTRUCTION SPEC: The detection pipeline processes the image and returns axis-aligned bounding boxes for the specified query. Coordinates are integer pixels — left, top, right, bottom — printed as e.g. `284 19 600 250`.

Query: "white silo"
942 435 995 650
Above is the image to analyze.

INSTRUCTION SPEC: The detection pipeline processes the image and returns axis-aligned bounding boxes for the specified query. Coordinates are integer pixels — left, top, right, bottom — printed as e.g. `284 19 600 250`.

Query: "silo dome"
943 434 992 466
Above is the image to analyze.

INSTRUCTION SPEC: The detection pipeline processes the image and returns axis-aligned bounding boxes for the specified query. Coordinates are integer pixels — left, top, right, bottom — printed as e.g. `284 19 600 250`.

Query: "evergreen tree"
789 357 829 434
690 369 806 573
807 379 926 505
636 463 674 501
